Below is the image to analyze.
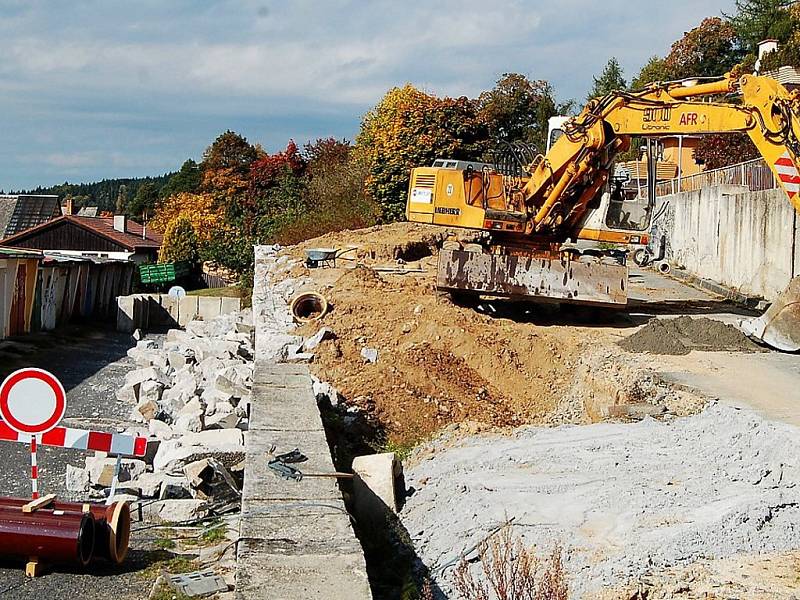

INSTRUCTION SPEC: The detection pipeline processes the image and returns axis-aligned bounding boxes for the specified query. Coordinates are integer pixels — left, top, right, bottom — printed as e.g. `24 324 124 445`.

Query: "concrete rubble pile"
252 246 346 406
66 309 255 522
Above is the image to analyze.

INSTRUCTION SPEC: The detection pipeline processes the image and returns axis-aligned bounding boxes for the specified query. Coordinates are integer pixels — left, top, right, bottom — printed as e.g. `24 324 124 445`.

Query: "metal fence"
655 158 778 197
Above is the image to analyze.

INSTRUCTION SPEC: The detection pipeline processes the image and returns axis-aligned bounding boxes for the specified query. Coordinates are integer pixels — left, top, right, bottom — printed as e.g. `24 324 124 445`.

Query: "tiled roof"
0 215 163 251
0 197 15 237
0 195 61 236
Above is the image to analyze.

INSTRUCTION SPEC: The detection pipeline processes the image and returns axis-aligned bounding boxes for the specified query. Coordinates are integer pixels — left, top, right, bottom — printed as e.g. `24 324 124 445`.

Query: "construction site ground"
277 222 800 598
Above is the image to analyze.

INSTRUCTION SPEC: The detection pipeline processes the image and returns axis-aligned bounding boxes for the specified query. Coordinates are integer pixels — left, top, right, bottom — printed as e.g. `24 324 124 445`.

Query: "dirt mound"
289 222 468 265
300 264 588 446
618 316 763 355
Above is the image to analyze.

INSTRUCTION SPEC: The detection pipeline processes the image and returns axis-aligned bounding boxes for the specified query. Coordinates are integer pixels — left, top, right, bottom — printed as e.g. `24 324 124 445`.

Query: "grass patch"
187 286 246 298
150 581 193 600
188 285 252 308
202 524 227 545
139 554 196 582
373 438 418 462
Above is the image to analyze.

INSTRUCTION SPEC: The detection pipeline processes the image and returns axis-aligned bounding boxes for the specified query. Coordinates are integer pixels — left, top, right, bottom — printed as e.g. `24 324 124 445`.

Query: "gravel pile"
401 403 800 598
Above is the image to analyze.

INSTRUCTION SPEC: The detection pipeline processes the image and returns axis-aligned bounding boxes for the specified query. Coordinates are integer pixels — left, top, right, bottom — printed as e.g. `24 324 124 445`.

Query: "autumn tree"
587 58 626 102
159 216 199 264
477 73 571 151
693 133 761 169
356 85 488 220
271 137 380 244
665 17 741 79
249 140 306 199
201 131 261 198
161 159 202 198
115 184 128 214
149 192 222 244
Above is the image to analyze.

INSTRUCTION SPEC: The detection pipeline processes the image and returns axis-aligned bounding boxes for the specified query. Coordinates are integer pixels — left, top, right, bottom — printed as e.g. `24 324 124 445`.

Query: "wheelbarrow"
305 248 339 268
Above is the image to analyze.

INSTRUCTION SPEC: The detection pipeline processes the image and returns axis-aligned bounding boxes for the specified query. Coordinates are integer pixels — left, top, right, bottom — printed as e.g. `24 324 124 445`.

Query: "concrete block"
250 383 324 432
142 499 209 523
116 295 135 333
235 550 371 600
252 361 314 389
198 296 222 322
159 294 180 325
220 296 241 315
352 453 401 530
239 498 360 555
149 418 175 440
179 296 200 327
242 434 339 502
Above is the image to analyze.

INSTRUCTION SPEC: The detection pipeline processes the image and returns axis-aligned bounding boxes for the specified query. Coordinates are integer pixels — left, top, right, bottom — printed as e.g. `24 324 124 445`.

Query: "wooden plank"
22 493 56 513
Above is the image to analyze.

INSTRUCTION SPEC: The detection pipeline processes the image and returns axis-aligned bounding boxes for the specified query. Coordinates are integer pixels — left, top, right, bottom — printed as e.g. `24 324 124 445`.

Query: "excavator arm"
524 73 800 235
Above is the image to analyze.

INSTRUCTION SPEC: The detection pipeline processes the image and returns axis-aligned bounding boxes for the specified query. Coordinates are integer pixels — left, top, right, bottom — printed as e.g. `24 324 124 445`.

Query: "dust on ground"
618 315 764 355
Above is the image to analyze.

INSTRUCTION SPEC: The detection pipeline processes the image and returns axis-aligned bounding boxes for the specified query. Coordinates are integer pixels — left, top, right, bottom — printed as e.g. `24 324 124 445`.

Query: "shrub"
453 526 567 600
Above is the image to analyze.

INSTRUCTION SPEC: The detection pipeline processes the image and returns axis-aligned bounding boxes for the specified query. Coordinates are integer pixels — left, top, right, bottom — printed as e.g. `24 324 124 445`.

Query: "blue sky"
0 0 735 190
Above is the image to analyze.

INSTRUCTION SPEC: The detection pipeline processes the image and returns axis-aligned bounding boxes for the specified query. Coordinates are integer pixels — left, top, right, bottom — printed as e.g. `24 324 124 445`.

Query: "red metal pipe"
0 498 130 564
0 506 95 566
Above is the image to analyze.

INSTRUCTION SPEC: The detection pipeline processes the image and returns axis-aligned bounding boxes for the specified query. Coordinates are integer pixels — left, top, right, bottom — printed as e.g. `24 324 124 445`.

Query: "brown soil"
618 315 764 355
295 261 591 446
288 222 471 265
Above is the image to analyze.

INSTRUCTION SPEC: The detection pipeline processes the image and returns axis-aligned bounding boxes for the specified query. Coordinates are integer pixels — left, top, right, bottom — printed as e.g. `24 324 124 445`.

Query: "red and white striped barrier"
775 152 800 199
0 422 147 458
30 437 38 500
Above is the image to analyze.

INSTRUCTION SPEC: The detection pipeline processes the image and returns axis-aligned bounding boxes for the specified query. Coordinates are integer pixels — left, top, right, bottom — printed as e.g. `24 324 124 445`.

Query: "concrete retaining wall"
236 362 371 599
116 293 241 332
655 184 800 300
236 244 371 599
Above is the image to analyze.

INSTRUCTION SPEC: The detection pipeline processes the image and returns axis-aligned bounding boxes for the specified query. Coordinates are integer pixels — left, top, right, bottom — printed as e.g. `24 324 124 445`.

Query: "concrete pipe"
0 498 130 565
655 260 671 274
290 292 328 322
0 506 95 567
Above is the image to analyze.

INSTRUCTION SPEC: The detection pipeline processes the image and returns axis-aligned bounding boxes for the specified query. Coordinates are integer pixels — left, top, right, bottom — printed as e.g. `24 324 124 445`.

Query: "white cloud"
0 0 736 189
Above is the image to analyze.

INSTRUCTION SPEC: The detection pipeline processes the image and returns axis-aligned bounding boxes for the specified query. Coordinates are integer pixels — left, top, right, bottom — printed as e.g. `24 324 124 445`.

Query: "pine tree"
727 0 795 52
587 58 626 103
115 184 128 214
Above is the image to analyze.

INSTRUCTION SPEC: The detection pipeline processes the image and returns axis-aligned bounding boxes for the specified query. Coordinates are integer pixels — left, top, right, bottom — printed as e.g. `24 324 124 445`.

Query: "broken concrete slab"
143 499 209 523
85 456 147 487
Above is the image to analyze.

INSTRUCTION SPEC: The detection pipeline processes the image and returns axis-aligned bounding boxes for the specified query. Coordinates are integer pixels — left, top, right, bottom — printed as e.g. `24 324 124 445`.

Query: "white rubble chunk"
143 499 209 523
303 327 334 351
65 464 90 492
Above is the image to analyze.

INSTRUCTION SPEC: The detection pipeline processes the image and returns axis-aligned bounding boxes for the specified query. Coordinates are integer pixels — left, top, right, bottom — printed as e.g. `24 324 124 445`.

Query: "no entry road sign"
0 368 67 436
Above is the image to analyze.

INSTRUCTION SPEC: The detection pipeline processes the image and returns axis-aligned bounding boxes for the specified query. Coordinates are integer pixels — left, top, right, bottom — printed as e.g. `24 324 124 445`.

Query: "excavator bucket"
741 276 800 352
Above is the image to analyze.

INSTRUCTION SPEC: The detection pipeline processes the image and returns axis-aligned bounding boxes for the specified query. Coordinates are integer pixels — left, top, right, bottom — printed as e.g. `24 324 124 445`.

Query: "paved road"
0 326 160 599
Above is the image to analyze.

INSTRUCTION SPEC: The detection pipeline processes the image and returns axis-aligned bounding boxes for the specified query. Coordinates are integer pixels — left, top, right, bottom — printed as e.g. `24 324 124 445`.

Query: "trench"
318 395 435 600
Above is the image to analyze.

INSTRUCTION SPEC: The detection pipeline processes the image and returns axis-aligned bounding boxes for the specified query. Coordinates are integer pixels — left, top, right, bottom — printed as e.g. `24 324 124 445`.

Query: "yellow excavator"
406 72 800 351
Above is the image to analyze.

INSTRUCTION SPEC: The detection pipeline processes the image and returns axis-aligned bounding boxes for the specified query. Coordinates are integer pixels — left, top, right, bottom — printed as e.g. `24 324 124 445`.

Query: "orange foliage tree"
149 192 224 244
355 84 488 220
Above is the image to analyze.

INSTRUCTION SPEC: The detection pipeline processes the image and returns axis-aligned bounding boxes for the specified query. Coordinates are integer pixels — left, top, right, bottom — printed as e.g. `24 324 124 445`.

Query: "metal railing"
655 158 778 197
